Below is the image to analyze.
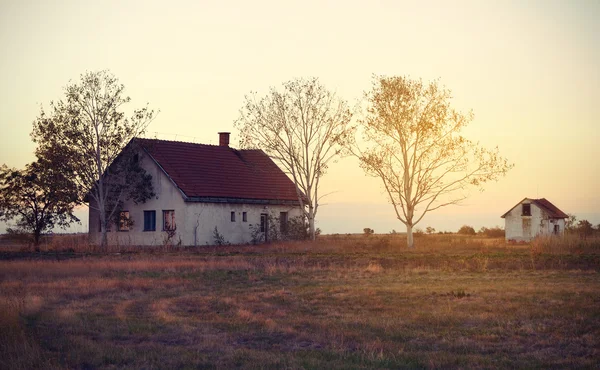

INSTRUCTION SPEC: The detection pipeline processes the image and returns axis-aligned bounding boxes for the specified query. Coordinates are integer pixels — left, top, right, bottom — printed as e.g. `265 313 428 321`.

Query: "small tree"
0 159 78 246
235 78 353 240
31 71 156 247
576 220 594 239
349 76 512 248
425 226 436 234
363 228 375 237
565 214 577 233
457 225 476 235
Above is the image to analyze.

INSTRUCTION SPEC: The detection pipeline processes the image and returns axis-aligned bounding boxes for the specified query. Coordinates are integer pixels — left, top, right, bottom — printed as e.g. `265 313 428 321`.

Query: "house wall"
88 151 302 246
504 199 565 242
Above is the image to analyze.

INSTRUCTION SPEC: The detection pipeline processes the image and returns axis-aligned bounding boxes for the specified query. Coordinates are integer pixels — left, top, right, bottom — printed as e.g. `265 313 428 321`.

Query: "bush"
457 225 476 235
363 228 375 237
478 226 505 238
249 214 312 244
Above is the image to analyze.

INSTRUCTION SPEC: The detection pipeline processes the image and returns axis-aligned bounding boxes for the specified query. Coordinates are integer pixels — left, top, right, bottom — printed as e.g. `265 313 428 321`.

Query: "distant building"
88 133 303 246
501 198 568 242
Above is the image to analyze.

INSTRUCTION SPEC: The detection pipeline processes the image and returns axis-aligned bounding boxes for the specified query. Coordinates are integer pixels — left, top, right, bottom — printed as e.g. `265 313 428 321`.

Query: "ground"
1 234 599 369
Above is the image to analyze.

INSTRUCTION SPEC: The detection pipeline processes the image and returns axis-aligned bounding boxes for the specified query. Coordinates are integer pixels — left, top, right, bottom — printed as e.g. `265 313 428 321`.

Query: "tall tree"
31 70 156 247
350 76 512 248
235 78 353 240
0 158 79 246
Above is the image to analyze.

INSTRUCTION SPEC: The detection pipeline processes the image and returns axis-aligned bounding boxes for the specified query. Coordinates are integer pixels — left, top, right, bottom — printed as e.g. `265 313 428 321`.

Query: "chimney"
218 132 230 147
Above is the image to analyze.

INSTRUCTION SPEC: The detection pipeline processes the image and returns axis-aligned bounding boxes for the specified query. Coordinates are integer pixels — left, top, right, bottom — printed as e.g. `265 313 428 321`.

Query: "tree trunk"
100 205 108 248
307 207 316 241
33 229 41 247
406 224 414 249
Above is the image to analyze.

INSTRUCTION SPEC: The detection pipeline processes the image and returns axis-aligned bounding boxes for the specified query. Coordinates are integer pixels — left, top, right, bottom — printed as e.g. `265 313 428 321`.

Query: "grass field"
1 234 599 369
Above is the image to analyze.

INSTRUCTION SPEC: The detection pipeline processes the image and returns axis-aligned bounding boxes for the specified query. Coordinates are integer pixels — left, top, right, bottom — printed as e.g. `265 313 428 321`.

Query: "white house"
501 198 568 242
88 133 303 246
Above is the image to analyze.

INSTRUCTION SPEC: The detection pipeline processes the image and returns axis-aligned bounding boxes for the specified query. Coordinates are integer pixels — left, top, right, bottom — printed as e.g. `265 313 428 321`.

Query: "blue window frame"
144 210 156 231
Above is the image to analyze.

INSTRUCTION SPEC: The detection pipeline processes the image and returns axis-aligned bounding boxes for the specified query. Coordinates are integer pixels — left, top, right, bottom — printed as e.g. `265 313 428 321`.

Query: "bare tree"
235 78 353 240
32 71 156 247
350 76 513 248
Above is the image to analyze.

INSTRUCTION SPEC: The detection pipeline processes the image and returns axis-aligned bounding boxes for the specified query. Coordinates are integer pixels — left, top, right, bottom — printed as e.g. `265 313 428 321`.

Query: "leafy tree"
363 228 375 236
457 225 476 235
31 70 156 247
565 214 577 233
0 158 79 246
576 219 594 239
235 78 353 240
349 76 512 248
425 226 436 234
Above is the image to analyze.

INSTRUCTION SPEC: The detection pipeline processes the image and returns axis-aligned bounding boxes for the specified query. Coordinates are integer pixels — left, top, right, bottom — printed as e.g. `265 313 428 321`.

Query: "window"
144 211 156 231
118 211 130 231
163 210 175 230
231 211 236 222
554 224 560 234
522 203 531 216
242 212 247 222
280 212 288 233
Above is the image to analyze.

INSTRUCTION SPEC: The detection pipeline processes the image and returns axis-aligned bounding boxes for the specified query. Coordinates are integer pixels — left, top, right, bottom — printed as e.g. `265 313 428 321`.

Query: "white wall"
504 199 565 242
89 151 302 246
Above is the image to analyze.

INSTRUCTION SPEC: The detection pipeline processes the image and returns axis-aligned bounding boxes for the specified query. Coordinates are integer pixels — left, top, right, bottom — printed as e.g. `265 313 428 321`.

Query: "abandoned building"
88 133 303 246
501 198 568 242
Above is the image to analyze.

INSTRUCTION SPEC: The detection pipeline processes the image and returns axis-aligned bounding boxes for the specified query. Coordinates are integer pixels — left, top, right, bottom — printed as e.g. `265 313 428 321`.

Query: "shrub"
363 228 374 237
457 225 476 235
212 226 230 246
478 226 505 238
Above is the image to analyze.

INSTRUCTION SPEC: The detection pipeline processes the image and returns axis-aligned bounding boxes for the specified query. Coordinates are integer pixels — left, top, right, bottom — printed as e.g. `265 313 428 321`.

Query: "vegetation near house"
348 76 513 248
235 78 354 241
478 226 505 238
31 70 157 248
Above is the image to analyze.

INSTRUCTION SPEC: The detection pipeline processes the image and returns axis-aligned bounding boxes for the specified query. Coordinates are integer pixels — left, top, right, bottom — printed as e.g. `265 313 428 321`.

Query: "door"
522 219 531 239
260 213 268 243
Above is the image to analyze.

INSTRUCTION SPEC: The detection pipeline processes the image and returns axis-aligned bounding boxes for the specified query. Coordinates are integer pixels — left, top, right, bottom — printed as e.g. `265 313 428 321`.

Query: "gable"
501 198 568 219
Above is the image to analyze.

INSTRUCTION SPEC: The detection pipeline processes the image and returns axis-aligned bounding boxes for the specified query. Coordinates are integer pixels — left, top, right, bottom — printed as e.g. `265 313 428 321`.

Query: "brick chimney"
218 132 230 147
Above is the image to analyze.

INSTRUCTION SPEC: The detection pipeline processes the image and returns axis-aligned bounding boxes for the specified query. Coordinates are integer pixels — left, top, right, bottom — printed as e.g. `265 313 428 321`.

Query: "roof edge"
185 196 301 206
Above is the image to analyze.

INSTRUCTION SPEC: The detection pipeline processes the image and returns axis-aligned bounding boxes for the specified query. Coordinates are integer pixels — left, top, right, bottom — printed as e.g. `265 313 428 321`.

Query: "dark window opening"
231 211 236 222
163 210 175 230
554 224 560 234
118 211 130 231
280 212 288 233
144 210 156 231
522 203 531 216
242 212 247 222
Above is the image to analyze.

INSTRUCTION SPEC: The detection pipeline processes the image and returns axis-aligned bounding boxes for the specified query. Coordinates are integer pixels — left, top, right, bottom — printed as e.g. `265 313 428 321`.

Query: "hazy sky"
0 0 598 234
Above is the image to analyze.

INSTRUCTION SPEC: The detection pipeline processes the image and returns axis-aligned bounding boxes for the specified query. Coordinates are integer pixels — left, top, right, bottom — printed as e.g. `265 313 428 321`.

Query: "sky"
0 0 598 234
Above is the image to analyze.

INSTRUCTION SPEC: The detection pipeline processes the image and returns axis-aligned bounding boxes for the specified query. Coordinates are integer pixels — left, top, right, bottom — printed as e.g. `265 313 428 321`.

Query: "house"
501 198 568 242
88 133 304 246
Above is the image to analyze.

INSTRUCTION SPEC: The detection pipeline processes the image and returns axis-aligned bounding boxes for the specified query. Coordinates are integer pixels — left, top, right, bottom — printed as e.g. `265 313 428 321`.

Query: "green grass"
1 235 599 369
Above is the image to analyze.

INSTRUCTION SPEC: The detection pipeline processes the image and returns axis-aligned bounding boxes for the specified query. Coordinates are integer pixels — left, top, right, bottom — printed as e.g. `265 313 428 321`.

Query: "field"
1 234 599 369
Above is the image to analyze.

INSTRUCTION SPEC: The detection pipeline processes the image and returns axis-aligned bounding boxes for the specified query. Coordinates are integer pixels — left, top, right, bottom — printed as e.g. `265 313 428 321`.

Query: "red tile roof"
135 138 302 204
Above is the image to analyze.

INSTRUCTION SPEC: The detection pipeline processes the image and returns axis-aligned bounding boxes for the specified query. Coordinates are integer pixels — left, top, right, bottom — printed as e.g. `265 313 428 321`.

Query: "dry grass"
0 234 599 369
